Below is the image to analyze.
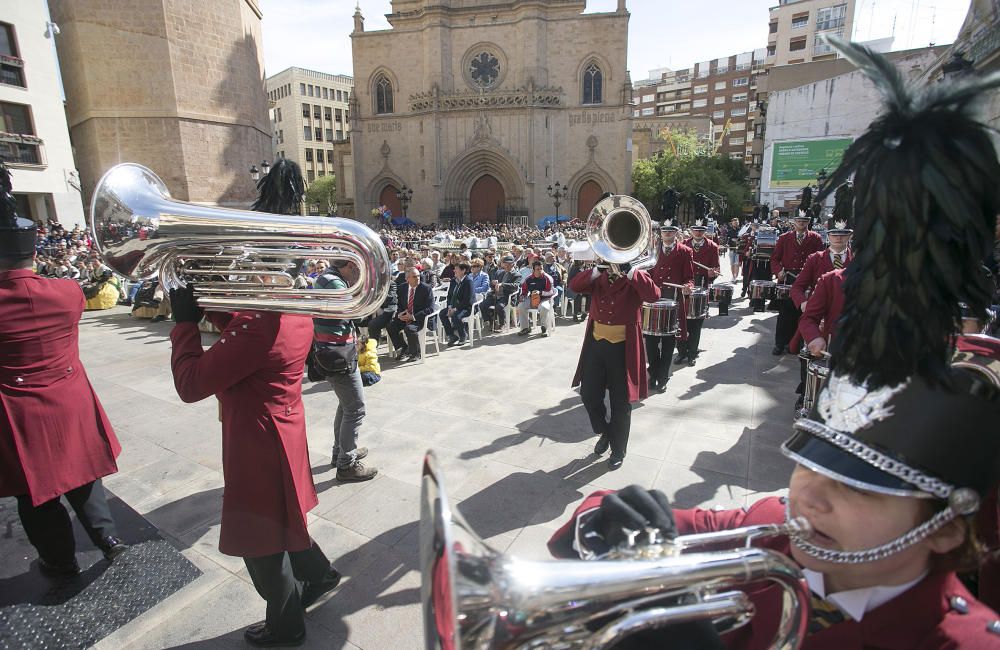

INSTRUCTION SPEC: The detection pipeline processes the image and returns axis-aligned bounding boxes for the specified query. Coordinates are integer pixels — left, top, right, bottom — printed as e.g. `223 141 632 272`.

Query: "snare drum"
775 284 793 300
641 299 679 337
801 356 831 416
749 280 777 300
686 290 709 320
709 283 733 303
753 227 778 259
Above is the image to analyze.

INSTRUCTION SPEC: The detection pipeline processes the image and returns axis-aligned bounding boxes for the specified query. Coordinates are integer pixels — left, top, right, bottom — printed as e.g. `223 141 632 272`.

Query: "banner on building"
769 138 853 188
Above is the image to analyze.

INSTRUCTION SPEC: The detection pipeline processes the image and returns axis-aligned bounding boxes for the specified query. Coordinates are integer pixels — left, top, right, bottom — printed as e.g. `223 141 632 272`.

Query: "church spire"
353 2 364 33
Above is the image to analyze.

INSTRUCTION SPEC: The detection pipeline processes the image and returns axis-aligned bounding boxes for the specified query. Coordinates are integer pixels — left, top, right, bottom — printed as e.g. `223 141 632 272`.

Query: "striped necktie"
407 287 415 313
796 232 805 244
808 592 847 634
833 253 843 269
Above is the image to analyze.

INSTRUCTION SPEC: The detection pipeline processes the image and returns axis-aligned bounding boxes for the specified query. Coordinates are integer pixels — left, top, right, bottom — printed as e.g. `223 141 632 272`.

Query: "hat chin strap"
783 489 977 564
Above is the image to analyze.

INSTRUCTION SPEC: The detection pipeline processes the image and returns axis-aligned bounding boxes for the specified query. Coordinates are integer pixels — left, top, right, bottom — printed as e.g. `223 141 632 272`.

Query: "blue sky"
260 0 968 80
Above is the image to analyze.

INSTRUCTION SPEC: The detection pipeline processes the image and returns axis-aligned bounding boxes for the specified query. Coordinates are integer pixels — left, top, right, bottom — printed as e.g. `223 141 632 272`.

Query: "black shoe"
655 379 668 393
447 337 459 346
541 326 548 337
405 353 420 362
673 353 688 365
517 328 531 336
98 536 128 561
244 623 305 648
648 378 658 391
150 315 166 323
457 337 468 345
772 345 784 356
594 435 610 455
608 454 624 470
301 566 342 610
38 557 81 577
687 356 697 367
393 347 408 360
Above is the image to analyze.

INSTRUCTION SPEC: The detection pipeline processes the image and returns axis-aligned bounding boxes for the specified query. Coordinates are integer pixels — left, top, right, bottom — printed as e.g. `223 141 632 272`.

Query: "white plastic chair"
415 304 443 364
462 294 485 348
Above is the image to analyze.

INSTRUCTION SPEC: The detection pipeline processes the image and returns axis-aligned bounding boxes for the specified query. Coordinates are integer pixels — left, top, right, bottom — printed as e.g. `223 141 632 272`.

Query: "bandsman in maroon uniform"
645 220 694 391
798 267 845 358
675 220 720 367
770 212 824 355
570 257 659 469
548 38 1000 649
0 162 126 577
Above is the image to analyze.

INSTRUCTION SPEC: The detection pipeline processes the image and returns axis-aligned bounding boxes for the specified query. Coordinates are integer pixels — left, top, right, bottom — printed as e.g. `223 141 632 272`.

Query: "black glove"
169 285 203 324
597 485 677 549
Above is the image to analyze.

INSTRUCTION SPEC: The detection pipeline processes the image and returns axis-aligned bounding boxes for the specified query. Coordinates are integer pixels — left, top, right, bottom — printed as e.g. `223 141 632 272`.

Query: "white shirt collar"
803 568 928 622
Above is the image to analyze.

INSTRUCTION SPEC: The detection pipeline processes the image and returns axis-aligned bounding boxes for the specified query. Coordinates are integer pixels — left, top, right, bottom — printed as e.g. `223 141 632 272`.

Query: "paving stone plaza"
10 297 798 649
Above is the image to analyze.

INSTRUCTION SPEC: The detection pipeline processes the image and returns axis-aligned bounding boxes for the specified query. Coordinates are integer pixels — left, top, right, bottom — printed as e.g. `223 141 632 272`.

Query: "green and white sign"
769 138 853 188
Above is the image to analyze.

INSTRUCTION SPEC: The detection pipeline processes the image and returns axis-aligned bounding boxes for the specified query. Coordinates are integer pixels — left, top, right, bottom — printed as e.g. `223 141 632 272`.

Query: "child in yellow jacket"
358 337 381 386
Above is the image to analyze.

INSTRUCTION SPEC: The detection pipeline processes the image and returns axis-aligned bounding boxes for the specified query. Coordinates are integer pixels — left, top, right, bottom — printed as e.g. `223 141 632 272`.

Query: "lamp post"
396 184 413 218
249 165 259 182
249 160 271 183
547 181 566 220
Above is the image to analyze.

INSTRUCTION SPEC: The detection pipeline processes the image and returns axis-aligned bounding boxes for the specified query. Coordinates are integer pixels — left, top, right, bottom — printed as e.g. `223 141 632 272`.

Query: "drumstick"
662 282 688 290
693 261 721 273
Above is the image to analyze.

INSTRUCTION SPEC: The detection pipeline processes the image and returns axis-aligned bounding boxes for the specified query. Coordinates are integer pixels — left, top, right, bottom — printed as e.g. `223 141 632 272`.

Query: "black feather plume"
832 182 854 226
0 161 16 227
800 185 813 212
816 36 1000 389
251 159 304 215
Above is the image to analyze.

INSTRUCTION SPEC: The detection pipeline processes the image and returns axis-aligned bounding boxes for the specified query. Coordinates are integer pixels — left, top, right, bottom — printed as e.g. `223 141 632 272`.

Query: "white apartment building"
1 1 84 226
766 0 857 67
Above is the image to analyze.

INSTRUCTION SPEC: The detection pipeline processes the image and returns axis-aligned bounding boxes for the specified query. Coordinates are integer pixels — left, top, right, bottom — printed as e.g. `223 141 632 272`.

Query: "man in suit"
483 255 519 328
0 162 127 577
387 267 435 362
441 261 473 345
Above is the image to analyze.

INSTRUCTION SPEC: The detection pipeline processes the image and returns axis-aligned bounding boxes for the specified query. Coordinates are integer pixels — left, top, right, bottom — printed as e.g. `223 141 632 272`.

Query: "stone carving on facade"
473 111 493 144
409 85 563 112
380 140 391 168
586 135 598 161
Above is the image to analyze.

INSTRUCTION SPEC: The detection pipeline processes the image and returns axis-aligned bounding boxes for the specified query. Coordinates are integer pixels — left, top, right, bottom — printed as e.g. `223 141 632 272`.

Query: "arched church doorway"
469 174 505 223
577 180 603 221
379 184 402 219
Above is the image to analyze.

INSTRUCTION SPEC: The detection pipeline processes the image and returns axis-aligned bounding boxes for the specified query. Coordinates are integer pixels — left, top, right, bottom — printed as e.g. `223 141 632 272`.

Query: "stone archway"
379 184 402 219
577 180 603 220
469 174 505 222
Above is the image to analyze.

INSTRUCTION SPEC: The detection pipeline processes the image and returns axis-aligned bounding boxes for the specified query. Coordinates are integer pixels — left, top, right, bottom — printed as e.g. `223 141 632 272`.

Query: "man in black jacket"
386 268 435 362
365 275 398 344
483 255 519 328
440 262 473 345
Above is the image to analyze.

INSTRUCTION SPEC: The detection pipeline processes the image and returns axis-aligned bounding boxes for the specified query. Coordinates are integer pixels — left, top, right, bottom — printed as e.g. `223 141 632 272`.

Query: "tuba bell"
90 163 391 318
586 194 657 271
420 450 811 650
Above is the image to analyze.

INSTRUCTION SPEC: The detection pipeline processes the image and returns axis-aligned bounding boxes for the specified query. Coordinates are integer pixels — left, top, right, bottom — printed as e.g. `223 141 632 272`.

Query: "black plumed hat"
827 182 854 234
784 37 1000 504
251 159 305 215
0 160 36 259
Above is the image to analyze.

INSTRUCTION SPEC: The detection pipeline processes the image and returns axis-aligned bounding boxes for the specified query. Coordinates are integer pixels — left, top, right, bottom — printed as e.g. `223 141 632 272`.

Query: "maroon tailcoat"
0 269 121 505
569 268 660 402
798 268 845 345
550 493 1000 649
171 311 318 557
649 242 694 340
683 236 721 285
789 249 852 352
771 230 825 279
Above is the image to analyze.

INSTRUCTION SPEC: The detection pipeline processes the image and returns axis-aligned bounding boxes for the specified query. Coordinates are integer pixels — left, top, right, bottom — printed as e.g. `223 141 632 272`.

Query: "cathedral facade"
350 0 632 225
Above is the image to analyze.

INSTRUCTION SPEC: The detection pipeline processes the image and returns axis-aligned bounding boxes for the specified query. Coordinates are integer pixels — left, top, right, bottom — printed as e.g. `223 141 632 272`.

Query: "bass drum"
641 299 679 337
686 290 709 320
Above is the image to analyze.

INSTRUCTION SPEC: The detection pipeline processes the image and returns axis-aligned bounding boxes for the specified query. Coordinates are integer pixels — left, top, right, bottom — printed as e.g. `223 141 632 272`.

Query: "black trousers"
16 478 118 566
387 316 432 353
366 310 394 342
644 334 676 384
580 339 631 457
678 318 705 358
774 299 801 349
243 541 330 638
481 293 509 326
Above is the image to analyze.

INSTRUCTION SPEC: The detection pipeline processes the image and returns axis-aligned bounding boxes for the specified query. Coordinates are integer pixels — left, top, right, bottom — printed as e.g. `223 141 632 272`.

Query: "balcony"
815 18 845 32
0 132 43 165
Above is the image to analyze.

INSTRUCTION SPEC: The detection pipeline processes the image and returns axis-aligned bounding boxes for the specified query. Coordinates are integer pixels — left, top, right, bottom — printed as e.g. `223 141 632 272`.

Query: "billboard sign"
769 138 853 188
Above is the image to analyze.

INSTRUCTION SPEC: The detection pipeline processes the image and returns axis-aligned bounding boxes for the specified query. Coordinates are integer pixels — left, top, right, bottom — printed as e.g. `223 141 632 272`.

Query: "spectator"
387 268 435 362
483 255 519 328
517 260 555 337
468 258 490 298
440 262 473 346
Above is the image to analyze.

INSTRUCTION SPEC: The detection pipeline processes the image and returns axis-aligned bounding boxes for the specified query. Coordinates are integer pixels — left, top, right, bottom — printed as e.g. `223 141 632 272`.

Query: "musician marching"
645 220 694 392
769 211 824 355
675 220 720 367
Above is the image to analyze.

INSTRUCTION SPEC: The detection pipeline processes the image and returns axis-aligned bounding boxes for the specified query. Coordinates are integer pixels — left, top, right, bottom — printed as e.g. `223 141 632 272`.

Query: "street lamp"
260 160 271 177
396 184 414 218
941 51 975 80
250 161 271 183
547 181 566 219
249 164 260 181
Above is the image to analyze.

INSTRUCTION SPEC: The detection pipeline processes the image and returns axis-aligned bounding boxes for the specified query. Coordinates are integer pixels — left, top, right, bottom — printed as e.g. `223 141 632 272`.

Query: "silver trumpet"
586 194 658 273
90 163 391 318
420 451 811 650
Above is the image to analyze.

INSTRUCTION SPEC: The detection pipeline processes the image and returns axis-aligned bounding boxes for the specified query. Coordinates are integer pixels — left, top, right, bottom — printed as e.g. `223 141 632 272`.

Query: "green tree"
632 128 750 221
305 174 337 214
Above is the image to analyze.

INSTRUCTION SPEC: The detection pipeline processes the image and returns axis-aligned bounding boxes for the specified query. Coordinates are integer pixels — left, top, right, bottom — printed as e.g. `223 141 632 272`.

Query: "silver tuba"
420 450 811 650
586 194 657 271
90 163 391 318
